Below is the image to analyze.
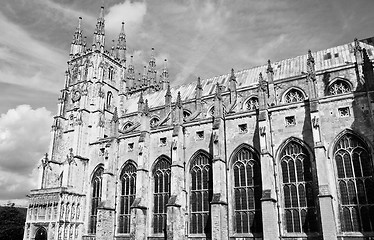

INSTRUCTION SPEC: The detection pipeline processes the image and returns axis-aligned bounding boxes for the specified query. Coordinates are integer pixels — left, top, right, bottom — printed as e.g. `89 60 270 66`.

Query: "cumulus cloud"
105 0 147 41
0 105 52 200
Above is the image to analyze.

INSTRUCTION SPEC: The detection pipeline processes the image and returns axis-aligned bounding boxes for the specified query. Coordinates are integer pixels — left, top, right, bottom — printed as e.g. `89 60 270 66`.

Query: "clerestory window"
118 163 136 234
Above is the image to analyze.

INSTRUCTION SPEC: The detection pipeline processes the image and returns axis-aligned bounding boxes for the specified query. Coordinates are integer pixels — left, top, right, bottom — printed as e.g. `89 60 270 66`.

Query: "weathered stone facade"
25 7 374 240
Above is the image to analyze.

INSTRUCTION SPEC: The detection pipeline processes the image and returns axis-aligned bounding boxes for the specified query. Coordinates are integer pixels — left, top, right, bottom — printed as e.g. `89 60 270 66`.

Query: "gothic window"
246 97 259 111
233 147 262 234
333 133 374 232
280 141 319 233
328 80 351 95
89 166 103 234
106 91 113 110
183 110 192 119
153 156 171 234
118 163 136 234
108 67 114 81
123 122 133 131
284 89 304 103
190 151 212 234
150 117 160 127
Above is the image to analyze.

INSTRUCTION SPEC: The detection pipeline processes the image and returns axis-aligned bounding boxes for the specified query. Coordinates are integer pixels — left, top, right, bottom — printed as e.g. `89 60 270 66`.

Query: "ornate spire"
144 99 150 116
161 59 169 89
307 49 316 79
214 82 222 100
111 40 115 56
142 66 148 87
70 17 83 56
138 91 144 104
176 91 182 108
117 22 126 62
149 48 156 69
229 68 237 103
93 6 105 47
266 59 273 74
165 82 172 106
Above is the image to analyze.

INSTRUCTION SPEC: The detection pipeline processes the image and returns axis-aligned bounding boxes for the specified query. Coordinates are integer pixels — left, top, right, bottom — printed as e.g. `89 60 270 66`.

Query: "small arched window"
328 80 351 95
333 133 374 232
150 117 160 127
280 141 319 233
233 146 262 234
183 110 192 119
89 166 103 234
190 151 212 234
245 97 259 111
108 67 114 81
123 122 133 131
284 89 305 103
106 91 113 110
118 163 136 234
153 156 171 234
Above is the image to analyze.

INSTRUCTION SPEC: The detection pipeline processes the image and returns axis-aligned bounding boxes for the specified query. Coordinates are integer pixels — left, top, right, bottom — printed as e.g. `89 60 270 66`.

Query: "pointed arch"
35 227 47 240
282 87 307 104
118 161 136 234
89 165 104 234
278 138 319 234
230 144 262 235
331 129 374 232
326 77 353 96
189 149 212 235
152 155 171 234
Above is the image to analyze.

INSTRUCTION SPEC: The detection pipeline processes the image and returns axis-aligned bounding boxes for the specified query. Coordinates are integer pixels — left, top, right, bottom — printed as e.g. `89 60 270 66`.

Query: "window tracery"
280 141 319 233
118 163 136 234
89 166 103 234
233 147 262 234
150 117 160 127
334 133 374 232
153 157 171 234
190 152 212 234
246 97 259 111
328 80 351 95
284 89 304 103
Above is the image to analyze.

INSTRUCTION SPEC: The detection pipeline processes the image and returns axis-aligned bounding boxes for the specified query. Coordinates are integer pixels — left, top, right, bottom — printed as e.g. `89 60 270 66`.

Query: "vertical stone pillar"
210 84 228 239
96 140 117 240
131 103 151 239
258 110 280 240
309 102 338 240
166 124 186 240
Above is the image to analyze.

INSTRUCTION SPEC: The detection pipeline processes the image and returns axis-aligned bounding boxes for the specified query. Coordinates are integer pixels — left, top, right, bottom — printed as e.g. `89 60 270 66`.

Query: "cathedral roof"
123 40 374 113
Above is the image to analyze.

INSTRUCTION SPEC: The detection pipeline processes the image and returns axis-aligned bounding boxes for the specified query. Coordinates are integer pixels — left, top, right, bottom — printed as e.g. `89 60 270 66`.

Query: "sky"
0 0 374 206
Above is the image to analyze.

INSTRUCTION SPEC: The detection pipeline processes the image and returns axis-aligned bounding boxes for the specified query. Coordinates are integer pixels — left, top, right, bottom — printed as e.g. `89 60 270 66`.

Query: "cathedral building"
24 7 374 240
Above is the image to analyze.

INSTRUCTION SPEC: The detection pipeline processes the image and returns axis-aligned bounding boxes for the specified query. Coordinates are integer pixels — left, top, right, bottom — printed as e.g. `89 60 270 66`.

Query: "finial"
307 49 314 63
176 91 182 108
121 21 125 33
215 82 222 100
138 91 144 104
196 77 202 89
112 107 118 123
165 82 171 97
259 72 264 81
99 6 104 19
78 17 82 29
231 68 234 77
267 59 273 73
144 99 150 115
229 68 236 82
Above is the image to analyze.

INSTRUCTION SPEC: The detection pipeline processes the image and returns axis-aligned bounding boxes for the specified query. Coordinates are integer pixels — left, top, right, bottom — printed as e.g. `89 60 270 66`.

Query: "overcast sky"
0 0 374 205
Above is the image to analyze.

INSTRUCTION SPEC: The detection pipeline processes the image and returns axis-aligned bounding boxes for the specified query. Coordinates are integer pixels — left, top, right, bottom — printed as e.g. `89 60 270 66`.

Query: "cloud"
105 0 147 41
0 105 52 200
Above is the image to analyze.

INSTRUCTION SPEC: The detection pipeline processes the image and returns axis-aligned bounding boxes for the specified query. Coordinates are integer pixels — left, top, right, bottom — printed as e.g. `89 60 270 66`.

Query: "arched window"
245 97 259 111
190 151 212 234
284 89 304 103
333 133 374 232
118 163 136 234
233 146 262 234
150 117 160 127
106 91 113 110
108 67 114 81
35 227 47 240
89 166 103 234
123 122 133 131
183 110 192 119
280 141 319 233
208 106 215 117
328 80 351 95
153 156 171 234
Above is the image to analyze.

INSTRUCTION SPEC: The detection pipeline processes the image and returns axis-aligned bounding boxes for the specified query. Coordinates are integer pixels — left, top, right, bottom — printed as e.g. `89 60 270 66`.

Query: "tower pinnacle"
93 6 105 48
116 22 126 63
70 17 83 56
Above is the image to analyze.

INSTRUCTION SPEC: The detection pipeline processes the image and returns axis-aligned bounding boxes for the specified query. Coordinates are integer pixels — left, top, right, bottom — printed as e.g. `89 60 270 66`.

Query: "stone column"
210 84 229 239
166 124 186 240
258 110 280 240
96 140 117 240
309 102 338 240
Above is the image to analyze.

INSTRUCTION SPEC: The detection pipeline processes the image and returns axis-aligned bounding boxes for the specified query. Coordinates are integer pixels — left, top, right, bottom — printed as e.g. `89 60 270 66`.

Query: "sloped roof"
123 40 374 114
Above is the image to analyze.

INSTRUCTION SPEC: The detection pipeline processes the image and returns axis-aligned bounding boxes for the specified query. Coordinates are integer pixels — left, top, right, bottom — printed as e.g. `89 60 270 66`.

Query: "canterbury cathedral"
24 7 374 240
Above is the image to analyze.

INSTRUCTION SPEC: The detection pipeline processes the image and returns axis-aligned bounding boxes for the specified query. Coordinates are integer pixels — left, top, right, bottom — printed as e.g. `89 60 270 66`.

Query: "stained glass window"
280 141 319 233
233 147 262 234
118 163 136 234
190 152 212 234
153 157 171 234
89 166 103 234
334 133 374 232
